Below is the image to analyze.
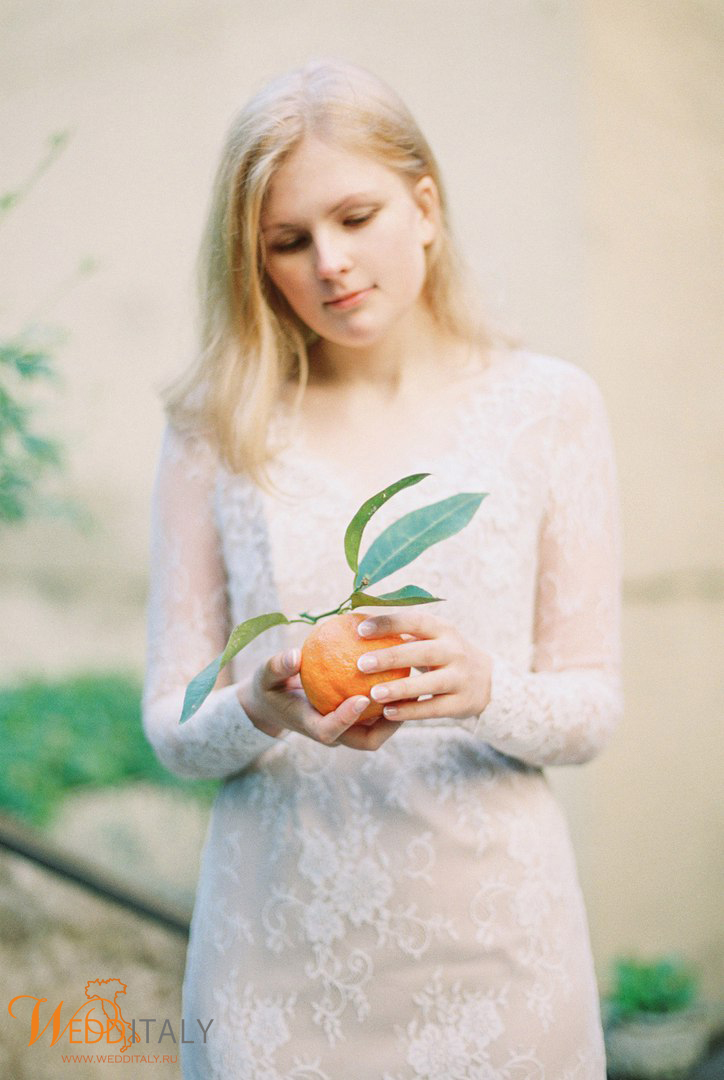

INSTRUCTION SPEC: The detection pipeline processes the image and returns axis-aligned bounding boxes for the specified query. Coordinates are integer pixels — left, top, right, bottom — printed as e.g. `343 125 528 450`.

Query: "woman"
143 58 622 1078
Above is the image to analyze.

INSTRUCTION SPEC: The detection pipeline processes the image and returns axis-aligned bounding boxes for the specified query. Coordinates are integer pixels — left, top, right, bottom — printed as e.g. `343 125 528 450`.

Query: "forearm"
470 654 623 767
142 681 279 780
142 425 283 781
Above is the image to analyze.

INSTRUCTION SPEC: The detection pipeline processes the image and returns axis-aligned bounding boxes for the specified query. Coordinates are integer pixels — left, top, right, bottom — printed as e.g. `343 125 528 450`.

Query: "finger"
356 639 447 674
367 669 451 705
260 649 300 690
335 718 402 751
356 611 443 641
307 695 370 745
380 694 460 722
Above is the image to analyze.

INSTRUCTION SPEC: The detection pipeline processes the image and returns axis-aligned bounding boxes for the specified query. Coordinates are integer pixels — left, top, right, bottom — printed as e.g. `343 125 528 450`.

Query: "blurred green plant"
1 326 64 524
607 956 699 1022
0 131 96 527
0 131 70 223
0 672 218 825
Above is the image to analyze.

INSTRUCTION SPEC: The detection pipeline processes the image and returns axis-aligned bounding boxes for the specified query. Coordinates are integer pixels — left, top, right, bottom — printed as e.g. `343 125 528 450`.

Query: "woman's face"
259 136 438 348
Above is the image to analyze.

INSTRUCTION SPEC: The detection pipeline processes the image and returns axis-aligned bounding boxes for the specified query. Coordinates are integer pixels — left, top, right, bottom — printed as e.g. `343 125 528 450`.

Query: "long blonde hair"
165 58 499 490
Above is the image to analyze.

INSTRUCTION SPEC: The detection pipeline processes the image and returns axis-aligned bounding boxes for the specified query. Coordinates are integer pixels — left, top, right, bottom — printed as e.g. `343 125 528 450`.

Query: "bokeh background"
1 1 722 1076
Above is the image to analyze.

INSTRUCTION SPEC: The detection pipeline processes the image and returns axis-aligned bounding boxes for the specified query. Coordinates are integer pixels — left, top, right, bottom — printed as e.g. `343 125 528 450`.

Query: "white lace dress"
142 349 622 1079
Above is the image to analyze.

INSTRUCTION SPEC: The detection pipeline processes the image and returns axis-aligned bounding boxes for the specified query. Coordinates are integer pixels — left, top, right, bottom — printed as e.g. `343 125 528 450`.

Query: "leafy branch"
0 131 70 225
0 331 65 523
0 132 96 527
180 474 487 723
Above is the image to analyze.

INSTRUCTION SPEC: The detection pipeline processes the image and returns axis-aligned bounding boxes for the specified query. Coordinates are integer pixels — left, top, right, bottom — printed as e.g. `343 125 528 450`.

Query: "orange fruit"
299 612 411 725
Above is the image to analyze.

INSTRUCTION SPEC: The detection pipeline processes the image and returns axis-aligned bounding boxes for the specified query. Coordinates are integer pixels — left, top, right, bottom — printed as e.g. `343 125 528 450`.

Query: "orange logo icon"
8 978 141 1050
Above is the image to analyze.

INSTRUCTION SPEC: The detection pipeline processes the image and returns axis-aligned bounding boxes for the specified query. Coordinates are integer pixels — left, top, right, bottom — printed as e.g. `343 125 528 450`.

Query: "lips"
324 287 374 309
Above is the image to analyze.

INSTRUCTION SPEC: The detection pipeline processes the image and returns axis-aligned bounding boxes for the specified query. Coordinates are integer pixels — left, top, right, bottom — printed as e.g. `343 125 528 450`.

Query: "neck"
307 306 469 400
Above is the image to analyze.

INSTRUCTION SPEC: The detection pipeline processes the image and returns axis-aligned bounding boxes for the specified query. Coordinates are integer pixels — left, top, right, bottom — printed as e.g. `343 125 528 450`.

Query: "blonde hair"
165 58 500 490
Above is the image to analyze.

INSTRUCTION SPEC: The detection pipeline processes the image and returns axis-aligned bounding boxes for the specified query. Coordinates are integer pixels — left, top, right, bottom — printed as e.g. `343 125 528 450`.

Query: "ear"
412 175 439 247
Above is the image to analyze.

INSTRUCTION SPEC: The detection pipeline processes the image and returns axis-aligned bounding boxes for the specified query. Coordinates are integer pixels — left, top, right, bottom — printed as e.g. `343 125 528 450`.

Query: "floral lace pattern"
142 350 620 1078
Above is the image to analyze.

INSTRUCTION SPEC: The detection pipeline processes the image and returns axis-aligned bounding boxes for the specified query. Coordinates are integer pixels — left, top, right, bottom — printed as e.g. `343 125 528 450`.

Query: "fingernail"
357 621 375 637
370 684 389 701
357 654 377 672
383 706 399 717
284 649 299 670
353 697 369 713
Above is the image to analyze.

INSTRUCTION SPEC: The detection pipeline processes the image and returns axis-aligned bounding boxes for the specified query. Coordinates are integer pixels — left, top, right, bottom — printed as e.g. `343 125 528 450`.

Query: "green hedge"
0 672 218 824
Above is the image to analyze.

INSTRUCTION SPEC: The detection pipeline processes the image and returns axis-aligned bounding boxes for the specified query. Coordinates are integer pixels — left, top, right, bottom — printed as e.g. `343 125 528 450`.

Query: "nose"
313 230 352 279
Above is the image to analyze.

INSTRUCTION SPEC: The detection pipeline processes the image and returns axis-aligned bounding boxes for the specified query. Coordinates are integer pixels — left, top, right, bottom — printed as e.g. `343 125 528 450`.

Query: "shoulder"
499 348 609 422
508 348 601 395
157 420 222 485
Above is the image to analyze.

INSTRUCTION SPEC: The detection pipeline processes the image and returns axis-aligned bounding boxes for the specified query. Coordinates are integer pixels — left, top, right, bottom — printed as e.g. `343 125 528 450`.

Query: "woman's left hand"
354 611 493 723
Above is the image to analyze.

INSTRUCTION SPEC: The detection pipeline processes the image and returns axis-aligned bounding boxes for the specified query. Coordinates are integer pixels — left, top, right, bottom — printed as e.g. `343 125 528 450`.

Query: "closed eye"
344 210 377 227
269 209 378 254
271 237 306 253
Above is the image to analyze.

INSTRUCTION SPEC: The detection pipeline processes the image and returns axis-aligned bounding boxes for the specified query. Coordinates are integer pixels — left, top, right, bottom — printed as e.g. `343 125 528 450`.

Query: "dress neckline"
268 350 513 506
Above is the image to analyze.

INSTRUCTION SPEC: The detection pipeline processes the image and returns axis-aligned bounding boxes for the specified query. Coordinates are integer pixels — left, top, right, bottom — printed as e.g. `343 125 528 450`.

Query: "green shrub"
0 672 218 824
1 132 94 530
608 956 699 1021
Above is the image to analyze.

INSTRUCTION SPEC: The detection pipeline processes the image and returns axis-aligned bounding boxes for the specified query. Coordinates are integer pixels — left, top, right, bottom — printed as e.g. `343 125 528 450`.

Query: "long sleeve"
141 424 277 779
471 369 623 766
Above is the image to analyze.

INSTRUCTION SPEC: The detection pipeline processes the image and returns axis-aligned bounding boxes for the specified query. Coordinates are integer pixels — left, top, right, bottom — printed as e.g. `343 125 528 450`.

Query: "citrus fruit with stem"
300 612 411 725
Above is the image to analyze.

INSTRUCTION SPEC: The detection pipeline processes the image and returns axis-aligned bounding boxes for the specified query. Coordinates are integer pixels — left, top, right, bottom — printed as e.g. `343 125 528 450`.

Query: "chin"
327 309 415 349
338 331 393 351
313 321 387 349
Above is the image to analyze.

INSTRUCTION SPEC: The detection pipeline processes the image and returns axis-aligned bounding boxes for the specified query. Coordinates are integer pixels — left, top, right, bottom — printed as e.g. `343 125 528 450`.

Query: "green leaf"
355 492 488 588
350 586 442 608
0 340 54 379
0 343 24 366
15 350 54 379
180 655 223 725
0 391 29 434
180 612 289 724
343 473 430 573
219 612 289 667
20 433 61 466
78 255 99 275
49 130 71 150
0 479 28 523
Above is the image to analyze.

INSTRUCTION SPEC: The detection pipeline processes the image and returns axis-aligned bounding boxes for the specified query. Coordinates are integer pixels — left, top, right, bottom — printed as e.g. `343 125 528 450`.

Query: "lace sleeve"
141 424 277 779
472 368 623 766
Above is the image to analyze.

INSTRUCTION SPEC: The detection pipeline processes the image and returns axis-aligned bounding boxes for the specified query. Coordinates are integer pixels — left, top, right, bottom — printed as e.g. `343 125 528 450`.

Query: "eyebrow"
261 192 378 234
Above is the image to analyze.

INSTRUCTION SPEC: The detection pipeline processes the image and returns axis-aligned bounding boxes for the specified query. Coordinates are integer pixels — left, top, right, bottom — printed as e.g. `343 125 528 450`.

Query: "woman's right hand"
237 648 403 751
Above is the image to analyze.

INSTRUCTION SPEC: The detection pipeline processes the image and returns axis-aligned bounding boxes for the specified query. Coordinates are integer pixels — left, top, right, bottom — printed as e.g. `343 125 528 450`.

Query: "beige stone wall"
1 0 721 1021
582 0 723 1001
